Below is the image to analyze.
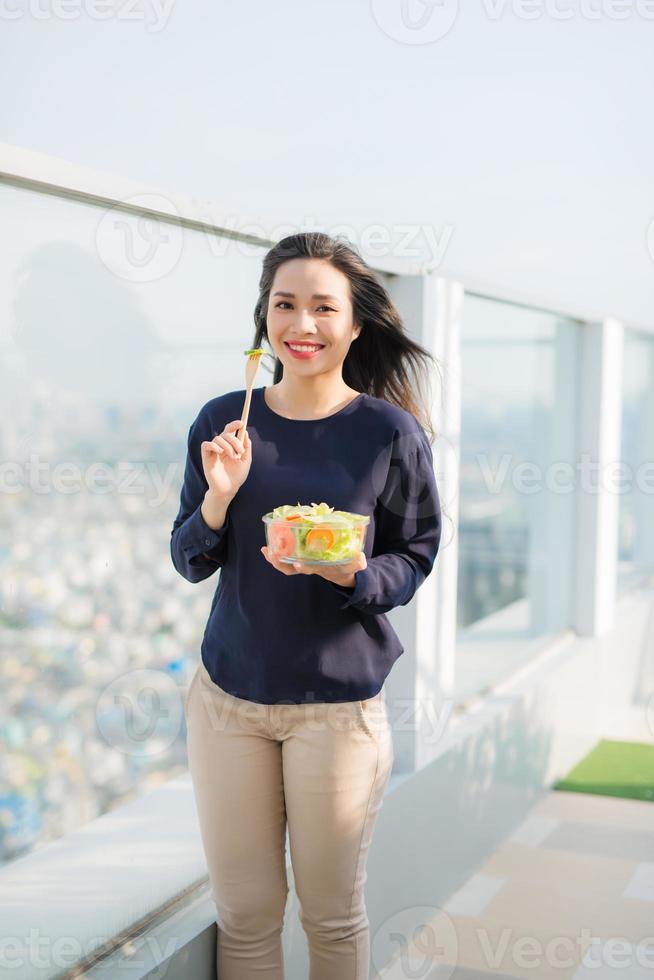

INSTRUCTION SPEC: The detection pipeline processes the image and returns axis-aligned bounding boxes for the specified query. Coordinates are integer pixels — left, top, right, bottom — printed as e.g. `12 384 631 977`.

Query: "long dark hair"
251 232 443 447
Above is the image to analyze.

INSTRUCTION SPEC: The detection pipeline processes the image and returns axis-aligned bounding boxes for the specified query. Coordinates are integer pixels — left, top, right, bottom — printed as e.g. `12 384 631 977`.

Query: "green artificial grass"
554 739 654 803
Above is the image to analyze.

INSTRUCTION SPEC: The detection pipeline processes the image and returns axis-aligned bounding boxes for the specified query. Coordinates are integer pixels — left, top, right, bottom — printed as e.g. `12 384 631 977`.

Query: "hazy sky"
1 0 653 328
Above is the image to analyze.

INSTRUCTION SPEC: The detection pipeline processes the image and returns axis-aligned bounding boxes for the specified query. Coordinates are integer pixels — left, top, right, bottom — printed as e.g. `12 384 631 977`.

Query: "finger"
261 546 299 574
222 432 245 456
202 440 224 456
224 421 250 454
264 549 294 573
213 435 241 459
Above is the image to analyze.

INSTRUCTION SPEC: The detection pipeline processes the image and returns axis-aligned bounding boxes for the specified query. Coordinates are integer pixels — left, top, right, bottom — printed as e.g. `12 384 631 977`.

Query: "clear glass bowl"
262 512 371 565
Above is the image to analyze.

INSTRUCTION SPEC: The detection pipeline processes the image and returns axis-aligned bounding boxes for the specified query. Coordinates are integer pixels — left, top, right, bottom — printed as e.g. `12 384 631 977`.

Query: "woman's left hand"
260 545 367 587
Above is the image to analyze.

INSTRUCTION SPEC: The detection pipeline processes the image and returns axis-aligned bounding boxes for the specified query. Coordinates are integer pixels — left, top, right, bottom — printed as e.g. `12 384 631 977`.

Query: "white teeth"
287 343 323 352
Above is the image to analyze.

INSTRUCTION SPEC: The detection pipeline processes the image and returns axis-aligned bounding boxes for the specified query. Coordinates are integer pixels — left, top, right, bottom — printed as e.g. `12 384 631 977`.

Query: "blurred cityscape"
0 302 649 866
0 375 647 866
0 380 217 865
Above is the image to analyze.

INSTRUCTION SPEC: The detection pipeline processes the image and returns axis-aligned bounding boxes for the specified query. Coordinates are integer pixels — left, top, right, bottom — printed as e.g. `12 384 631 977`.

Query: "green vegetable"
266 501 369 561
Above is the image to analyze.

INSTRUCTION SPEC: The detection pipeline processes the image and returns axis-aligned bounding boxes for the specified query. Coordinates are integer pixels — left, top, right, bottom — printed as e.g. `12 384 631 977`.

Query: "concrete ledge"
3 584 650 979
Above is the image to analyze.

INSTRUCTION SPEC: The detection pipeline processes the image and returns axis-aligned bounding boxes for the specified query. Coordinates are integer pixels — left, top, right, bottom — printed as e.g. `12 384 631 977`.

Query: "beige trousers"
185 659 394 980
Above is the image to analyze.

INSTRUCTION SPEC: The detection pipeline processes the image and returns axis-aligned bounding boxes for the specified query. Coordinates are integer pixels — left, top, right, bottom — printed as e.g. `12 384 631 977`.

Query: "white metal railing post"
529 318 581 633
430 276 463 705
632 334 654 576
382 272 462 772
573 317 624 635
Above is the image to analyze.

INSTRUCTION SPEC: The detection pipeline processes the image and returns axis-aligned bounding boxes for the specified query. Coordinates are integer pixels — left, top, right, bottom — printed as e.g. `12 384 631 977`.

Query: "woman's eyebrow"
273 291 341 303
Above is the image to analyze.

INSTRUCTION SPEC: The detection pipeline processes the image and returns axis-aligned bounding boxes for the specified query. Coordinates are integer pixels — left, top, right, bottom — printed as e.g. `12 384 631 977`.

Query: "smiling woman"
263 263 363 401
252 233 440 442
173 230 444 980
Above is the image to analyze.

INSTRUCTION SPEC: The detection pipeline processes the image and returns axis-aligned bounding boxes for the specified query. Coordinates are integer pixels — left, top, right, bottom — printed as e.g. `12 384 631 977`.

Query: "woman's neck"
265 381 361 420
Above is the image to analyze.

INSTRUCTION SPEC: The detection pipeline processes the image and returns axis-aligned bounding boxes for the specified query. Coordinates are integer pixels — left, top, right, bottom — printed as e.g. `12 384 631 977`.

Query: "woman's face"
266 258 360 374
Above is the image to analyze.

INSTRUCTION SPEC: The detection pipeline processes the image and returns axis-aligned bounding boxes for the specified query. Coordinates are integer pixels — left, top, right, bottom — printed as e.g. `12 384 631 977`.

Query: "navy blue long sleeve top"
170 385 442 704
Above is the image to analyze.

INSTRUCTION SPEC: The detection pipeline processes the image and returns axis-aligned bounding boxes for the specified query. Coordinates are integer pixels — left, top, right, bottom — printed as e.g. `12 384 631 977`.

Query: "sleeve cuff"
329 566 372 610
181 502 230 562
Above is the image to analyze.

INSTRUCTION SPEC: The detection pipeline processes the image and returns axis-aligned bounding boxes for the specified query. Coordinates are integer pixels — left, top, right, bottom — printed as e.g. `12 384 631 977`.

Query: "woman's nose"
293 311 318 330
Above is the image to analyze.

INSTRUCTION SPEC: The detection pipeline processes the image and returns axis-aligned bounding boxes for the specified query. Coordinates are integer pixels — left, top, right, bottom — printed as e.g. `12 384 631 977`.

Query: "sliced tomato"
305 527 336 553
269 523 296 557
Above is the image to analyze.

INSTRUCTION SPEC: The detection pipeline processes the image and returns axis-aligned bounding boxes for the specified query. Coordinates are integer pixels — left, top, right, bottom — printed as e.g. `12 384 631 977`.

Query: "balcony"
0 143 652 979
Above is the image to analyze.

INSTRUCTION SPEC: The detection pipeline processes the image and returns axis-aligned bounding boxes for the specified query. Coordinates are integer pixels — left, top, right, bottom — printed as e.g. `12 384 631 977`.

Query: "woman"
171 231 443 979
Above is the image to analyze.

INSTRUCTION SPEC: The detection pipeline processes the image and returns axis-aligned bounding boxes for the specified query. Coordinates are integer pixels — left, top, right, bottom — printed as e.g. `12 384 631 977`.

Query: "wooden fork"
237 350 265 443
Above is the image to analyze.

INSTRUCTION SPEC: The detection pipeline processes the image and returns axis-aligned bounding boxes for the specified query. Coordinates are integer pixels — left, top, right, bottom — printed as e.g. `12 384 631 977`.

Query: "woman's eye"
274 302 335 312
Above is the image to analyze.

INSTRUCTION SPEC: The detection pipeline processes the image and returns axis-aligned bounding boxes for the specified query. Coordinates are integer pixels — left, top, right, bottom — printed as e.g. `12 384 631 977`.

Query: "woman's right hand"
201 419 252 499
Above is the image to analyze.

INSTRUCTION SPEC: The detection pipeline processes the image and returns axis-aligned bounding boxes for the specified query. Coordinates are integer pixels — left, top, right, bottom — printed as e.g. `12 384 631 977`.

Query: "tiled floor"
378 790 654 979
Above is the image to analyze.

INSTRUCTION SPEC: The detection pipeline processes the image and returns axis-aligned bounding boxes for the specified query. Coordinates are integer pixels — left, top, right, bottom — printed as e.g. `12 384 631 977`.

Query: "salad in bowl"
262 501 370 565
